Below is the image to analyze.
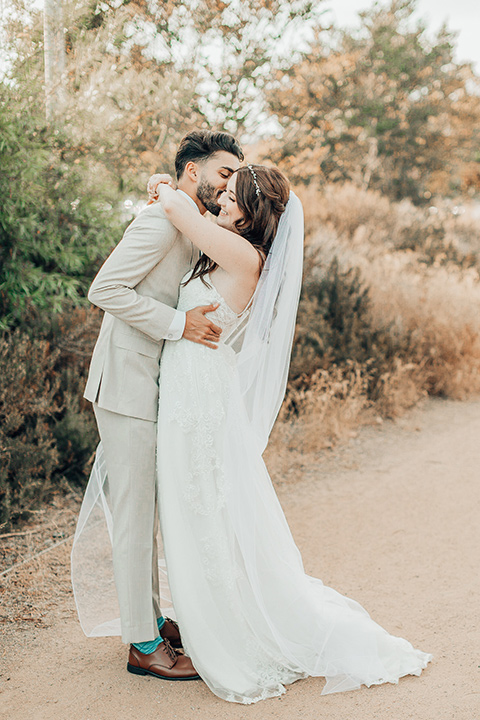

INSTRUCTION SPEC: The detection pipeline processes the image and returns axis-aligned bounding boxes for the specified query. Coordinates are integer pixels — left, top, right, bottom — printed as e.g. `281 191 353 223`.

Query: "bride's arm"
157 185 261 278
147 173 176 203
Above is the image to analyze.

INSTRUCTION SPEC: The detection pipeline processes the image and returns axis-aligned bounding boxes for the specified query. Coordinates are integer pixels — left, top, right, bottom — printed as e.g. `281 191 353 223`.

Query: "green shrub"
0 84 122 331
0 332 61 528
0 309 101 530
0 83 121 528
47 308 101 487
291 256 401 380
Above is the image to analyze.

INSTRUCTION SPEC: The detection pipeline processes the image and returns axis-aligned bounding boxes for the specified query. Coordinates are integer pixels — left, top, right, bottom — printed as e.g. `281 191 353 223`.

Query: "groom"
84 130 244 679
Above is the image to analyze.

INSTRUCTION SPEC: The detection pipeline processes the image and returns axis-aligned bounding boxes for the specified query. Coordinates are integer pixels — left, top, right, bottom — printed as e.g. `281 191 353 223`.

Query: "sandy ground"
1 396 479 720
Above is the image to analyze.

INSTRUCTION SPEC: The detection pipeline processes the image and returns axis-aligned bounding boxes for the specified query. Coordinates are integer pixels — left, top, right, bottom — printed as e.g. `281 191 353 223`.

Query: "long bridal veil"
234 191 304 449
71 442 174 637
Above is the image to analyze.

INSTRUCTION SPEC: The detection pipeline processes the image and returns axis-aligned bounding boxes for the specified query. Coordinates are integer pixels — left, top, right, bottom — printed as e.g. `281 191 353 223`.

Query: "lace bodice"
158 272 249 517
177 273 249 345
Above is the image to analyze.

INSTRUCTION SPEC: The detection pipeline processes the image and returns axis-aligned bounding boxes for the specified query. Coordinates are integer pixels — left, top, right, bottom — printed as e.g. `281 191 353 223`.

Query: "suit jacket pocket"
113 331 161 358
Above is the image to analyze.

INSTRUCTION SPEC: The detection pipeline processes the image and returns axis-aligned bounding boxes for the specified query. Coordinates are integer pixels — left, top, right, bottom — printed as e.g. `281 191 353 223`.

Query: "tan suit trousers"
93 403 161 644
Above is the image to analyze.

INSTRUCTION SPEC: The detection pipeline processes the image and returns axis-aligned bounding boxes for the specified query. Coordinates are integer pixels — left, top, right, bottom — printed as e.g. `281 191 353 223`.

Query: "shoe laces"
163 638 177 663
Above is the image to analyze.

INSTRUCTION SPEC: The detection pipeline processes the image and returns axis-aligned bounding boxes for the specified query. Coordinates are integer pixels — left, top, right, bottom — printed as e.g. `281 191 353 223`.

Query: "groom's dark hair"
175 130 244 179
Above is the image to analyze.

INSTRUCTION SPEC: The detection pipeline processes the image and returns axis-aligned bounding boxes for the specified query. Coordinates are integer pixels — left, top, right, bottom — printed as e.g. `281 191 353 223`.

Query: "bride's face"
217 174 244 233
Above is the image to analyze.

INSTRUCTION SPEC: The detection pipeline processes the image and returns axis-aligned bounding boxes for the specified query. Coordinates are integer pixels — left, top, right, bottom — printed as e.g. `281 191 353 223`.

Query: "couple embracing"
71 130 431 704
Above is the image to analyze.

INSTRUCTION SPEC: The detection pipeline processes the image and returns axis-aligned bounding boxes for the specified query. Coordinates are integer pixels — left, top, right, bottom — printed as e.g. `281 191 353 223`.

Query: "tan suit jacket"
84 201 197 421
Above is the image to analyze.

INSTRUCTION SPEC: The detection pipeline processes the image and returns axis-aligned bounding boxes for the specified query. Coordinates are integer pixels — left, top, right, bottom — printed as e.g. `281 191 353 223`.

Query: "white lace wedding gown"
156 272 432 704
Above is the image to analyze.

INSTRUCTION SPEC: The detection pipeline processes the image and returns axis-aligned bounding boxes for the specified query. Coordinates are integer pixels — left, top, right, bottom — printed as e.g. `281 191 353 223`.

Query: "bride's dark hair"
185 165 290 285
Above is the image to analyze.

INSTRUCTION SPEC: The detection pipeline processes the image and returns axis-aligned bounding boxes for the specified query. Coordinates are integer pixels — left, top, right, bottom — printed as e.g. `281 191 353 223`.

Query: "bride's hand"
147 173 176 204
155 183 178 212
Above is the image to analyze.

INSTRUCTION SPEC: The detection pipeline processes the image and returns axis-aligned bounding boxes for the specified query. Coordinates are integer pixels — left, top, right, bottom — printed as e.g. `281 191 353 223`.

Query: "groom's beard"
197 177 221 216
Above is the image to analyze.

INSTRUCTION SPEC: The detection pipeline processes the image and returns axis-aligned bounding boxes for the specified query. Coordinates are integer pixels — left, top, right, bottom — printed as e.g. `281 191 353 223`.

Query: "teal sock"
132 635 163 655
132 618 166 655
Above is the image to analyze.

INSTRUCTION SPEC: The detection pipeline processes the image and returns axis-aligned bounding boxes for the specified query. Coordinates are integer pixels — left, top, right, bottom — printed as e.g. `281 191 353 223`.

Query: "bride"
147 164 432 703
72 162 431 704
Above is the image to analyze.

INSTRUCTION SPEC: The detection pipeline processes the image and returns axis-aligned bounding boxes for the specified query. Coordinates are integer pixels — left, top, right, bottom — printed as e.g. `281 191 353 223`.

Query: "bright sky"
322 0 480 71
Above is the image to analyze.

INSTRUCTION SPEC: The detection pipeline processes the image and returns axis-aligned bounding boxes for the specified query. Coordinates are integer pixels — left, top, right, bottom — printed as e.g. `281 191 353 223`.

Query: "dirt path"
1 397 479 720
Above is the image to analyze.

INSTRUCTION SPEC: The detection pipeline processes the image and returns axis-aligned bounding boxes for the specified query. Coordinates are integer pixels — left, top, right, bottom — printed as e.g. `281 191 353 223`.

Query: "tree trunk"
43 0 65 121
362 137 379 191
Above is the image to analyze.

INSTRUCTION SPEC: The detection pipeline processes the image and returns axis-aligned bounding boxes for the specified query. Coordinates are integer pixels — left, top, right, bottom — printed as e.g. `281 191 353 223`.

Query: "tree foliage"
4 0 478 200
0 86 121 330
266 0 480 202
4 0 318 189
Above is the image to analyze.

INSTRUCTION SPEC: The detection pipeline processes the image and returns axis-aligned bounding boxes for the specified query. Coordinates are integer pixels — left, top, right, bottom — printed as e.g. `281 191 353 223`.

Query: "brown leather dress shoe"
127 639 200 681
161 617 182 649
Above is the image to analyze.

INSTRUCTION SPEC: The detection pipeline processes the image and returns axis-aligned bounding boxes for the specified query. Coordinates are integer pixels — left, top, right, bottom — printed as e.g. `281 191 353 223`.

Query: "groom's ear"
184 161 199 184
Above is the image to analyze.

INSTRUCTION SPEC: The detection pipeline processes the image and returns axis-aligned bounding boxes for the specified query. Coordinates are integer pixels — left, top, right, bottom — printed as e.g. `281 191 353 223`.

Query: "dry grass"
266 364 372 478
365 259 480 399
285 365 370 449
279 183 480 454
297 182 395 245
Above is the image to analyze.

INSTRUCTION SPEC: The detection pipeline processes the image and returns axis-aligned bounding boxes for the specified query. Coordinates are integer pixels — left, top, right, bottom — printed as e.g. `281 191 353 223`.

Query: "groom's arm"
88 203 184 342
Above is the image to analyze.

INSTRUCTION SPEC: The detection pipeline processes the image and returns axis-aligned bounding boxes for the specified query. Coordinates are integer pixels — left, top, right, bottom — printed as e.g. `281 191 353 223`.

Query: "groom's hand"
183 304 222 349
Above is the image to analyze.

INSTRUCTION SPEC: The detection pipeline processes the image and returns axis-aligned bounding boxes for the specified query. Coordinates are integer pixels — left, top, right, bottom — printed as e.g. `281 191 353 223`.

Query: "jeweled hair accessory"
246 163 261 197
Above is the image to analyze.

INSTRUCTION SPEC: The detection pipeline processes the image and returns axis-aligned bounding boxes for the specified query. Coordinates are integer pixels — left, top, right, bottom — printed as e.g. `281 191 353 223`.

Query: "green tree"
0 85 121 330
266 0 480 202
3 0 206 187
3 0 319 190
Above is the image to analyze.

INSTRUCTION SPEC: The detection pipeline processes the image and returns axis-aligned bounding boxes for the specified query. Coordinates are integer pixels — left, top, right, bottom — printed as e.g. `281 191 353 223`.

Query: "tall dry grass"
270 183 480 459
365 259 480 399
